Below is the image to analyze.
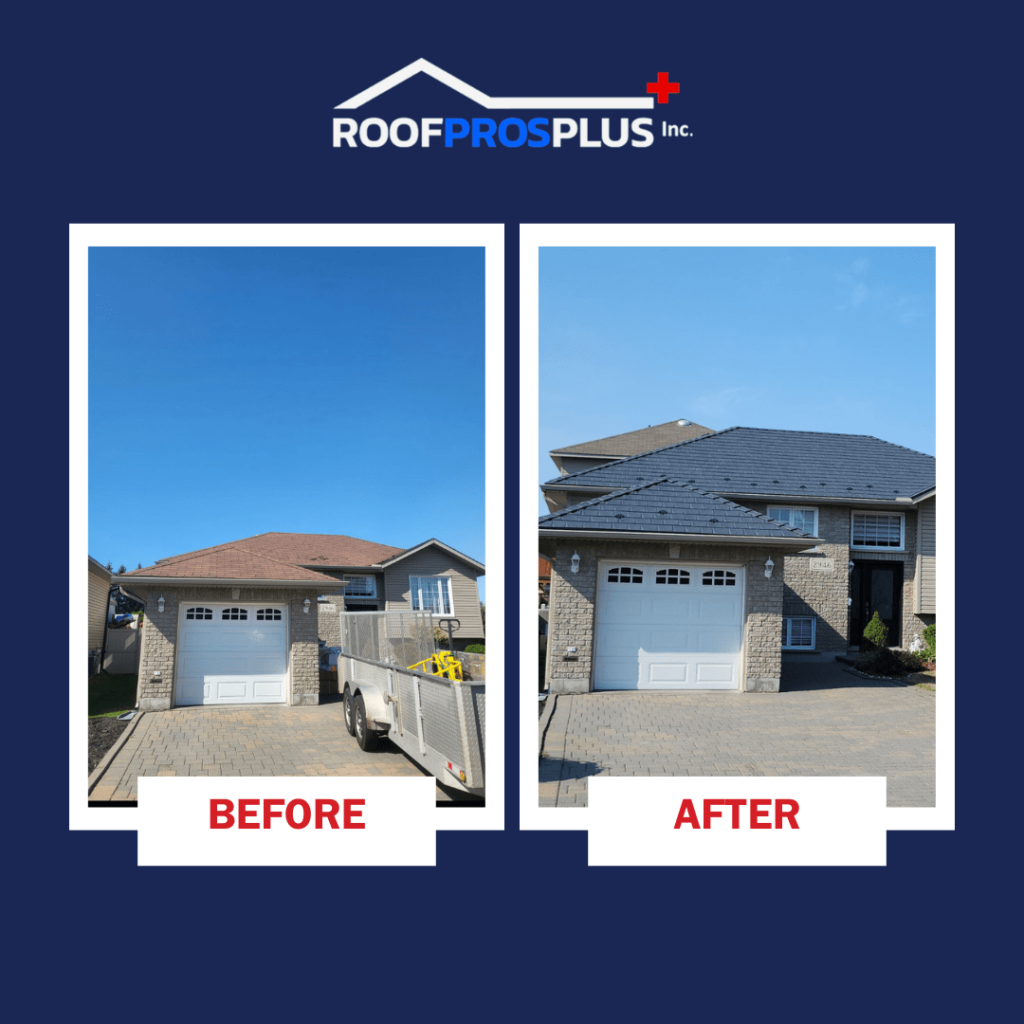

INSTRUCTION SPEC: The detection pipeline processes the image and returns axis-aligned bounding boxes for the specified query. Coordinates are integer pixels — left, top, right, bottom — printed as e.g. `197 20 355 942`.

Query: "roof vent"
867 484 873 489
708 518 719 524
677 419 690 426
657 510 668 515
893 489 899 493
800 484 806 489
614 514 626 519
724 477 730 481
847 487 853 491
636 476 644 481
819 482 826 486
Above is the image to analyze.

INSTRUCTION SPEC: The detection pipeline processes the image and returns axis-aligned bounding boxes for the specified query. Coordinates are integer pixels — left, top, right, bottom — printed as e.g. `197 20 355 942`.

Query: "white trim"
782 616 817 650
850 511 906 552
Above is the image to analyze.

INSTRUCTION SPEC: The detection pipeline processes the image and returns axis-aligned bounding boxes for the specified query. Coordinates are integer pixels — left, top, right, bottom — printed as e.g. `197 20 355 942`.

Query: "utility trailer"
336 612 485 798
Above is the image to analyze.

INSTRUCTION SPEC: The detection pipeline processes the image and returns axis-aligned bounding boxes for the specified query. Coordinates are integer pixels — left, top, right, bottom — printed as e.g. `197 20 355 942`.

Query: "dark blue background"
30 1 998 1014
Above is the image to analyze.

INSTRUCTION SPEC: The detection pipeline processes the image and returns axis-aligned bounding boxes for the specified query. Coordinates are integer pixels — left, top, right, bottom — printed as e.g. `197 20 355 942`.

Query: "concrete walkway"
89 699 447 801
539 659 935 808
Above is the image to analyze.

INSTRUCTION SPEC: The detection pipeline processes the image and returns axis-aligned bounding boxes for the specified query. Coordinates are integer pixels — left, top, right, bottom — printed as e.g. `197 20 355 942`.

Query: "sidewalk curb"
88 712 146 796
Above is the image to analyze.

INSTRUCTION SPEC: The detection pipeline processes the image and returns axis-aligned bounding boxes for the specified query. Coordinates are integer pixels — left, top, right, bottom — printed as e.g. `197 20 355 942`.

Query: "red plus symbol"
647 71 679 104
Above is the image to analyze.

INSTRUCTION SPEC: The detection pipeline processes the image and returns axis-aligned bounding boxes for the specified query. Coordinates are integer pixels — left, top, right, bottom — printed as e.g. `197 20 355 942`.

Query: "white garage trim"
593 559 747 691
175 602 290 706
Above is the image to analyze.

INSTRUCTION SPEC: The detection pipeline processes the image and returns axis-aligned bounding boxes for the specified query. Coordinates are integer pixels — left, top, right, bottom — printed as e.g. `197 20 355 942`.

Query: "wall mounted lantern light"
764 557 774 579
303 597 311 614
157 595 165 613
570 551 580 574
848 560 855 574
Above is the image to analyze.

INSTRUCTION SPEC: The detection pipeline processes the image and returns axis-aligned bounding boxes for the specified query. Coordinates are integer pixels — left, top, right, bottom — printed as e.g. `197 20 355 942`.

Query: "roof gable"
379 538 485 575
544 427 935 502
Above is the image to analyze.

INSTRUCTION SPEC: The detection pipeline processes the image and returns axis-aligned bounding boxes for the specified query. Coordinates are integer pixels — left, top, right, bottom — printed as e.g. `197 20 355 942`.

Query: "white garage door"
594 564 744 690
176 604 289 706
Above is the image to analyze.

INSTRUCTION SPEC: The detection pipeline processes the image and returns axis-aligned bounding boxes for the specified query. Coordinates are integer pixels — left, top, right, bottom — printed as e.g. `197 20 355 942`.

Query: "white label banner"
137 776 437 866
588 777 886 866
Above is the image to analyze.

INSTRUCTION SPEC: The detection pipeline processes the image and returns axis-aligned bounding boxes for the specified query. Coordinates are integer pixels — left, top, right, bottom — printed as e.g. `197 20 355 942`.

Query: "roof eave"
112 575 343 587
538 529 819 548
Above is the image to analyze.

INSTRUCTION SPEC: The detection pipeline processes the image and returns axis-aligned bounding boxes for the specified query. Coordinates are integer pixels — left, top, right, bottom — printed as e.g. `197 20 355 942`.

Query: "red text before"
673 799 800 830
210 798 366 830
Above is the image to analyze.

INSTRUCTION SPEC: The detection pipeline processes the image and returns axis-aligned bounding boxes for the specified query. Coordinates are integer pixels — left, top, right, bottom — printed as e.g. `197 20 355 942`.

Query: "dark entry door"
850 561 903 647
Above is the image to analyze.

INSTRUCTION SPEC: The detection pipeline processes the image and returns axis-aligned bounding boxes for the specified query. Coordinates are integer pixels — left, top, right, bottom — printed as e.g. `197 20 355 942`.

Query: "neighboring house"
548 417 714 481
116 532 485 710
87 556 112 655
538 557 551 607
539 427 936 694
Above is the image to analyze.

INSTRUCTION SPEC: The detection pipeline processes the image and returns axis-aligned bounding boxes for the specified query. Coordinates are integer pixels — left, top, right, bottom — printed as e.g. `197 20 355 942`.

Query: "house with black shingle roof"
539 427 936 694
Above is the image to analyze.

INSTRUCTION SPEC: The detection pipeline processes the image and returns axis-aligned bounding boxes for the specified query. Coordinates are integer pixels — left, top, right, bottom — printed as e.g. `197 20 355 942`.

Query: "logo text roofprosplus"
332 59 692 150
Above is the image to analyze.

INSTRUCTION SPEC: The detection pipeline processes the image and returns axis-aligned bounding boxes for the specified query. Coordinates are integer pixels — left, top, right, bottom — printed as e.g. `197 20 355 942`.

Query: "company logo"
332 58 692 150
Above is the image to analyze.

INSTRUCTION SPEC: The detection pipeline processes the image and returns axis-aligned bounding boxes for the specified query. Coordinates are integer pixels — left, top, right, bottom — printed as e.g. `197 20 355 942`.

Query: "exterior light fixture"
848 560 855 574
764 557 774 579
303 597 311 614
157 595 165 613
570 551 580 574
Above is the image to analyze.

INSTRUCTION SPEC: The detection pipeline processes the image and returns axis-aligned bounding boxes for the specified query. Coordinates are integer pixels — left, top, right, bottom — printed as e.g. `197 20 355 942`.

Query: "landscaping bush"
465 644 485 654
923 623 936 664
858 647 924 677
863 611 889 649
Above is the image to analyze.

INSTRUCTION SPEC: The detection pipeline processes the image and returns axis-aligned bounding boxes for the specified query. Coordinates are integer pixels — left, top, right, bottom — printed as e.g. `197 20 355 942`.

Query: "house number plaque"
808 558 834 573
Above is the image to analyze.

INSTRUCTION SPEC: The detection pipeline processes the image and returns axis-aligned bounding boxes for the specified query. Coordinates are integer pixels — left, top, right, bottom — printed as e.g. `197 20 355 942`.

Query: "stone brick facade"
136 586 321 710
538 540 786 694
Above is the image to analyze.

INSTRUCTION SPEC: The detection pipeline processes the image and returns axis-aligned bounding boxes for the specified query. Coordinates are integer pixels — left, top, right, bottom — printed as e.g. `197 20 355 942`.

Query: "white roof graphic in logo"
335 58 655 110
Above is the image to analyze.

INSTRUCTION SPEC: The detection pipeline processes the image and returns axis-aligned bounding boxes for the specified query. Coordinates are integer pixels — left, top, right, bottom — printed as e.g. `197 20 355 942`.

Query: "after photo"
535 243 939 809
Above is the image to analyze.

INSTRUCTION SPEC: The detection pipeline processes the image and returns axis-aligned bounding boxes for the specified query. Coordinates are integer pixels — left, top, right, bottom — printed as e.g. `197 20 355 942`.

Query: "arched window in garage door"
701 569 737 586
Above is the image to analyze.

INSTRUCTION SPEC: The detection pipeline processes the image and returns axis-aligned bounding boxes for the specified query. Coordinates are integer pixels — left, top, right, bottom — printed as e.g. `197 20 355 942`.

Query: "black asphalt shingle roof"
539 479 817 539
542 427 935 502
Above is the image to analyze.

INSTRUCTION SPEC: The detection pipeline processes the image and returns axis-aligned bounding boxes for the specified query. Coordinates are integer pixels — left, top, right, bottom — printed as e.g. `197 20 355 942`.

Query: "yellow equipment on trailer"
407 652 463 681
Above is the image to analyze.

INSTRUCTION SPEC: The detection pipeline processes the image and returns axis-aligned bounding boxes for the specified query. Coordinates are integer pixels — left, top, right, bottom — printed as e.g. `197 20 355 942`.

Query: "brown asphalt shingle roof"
121 545 342 583
552 418 714 457
154 532 404 568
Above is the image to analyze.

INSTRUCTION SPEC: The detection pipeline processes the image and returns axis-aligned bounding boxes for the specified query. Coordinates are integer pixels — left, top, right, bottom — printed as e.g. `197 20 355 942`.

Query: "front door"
850 561 903 647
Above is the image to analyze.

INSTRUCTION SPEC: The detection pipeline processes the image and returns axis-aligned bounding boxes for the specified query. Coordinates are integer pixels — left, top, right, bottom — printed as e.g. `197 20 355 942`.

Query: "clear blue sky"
539 246 936 510
88 246 486 599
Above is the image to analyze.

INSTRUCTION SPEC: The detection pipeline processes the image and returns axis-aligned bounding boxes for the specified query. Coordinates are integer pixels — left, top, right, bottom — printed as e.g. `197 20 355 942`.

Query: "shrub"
433 627 451 649
465 644 486 654
863 611 889 649
923 623 936 663
858 647 924 677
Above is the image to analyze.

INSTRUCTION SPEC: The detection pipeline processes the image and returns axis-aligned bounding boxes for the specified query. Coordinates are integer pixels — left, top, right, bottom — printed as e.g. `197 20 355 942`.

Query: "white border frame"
850 510 906 552
71 223 504 835
521 223 954 837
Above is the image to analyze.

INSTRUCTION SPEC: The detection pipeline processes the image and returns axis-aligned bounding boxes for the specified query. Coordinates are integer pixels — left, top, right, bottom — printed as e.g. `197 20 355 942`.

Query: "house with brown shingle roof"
549 417 714 481
116 532 484 710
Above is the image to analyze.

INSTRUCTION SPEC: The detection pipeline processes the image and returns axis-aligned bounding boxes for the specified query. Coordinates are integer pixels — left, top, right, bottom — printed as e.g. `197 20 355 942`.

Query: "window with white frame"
768 506 818 535
851 512 905 550
342 575 376 598
783 616 816 649
409 576 454 615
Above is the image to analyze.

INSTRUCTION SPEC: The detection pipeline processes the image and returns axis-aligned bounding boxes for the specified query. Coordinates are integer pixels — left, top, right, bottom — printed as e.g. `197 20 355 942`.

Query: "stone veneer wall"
136 586 321 711
539 540 786 695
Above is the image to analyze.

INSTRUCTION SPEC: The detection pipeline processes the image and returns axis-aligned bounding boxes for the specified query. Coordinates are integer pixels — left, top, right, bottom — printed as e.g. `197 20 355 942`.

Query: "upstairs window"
655 568 690 585
768 506 818 535
256 608 282 621
702 569 737 587
851 513 905 550
606 566 643 584
222 607 248 620
342 575 376 598
185 607 212 620
410 576 453 615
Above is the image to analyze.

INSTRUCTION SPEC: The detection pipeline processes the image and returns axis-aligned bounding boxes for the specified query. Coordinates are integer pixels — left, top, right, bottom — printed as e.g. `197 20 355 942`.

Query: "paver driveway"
90 699 446 801
539 660 935 808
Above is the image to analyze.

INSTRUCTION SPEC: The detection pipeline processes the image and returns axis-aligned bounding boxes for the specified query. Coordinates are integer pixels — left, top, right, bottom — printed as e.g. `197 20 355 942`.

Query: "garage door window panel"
185 607 213 620
222 607 248 620
702 569 737 586
606 566 644 584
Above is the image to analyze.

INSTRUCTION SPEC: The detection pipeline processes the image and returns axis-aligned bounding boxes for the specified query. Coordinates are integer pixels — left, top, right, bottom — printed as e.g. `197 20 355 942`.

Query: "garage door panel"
595 564 744 691
176 605 288 706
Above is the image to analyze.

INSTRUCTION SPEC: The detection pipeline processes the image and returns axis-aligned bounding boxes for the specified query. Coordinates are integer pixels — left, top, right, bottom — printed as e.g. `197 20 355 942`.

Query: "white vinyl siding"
915 498 936 614
384 548 484 639
782 616 816 649
409 575 454 616
851 512 905 551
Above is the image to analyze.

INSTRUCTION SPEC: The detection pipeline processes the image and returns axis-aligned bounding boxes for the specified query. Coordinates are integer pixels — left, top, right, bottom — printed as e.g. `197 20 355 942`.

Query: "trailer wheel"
353 694 378 752
343 687 356 736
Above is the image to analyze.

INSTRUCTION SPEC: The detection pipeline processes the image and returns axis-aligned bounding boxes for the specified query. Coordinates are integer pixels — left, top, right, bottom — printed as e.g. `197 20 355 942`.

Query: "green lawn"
88 674 138 718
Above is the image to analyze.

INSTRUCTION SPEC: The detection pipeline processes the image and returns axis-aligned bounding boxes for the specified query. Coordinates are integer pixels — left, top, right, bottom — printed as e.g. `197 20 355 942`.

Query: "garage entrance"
175 604 289 706
593 563 745 690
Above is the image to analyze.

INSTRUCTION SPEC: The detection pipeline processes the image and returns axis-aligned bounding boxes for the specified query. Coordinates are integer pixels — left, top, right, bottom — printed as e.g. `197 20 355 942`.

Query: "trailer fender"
346 681 390 731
